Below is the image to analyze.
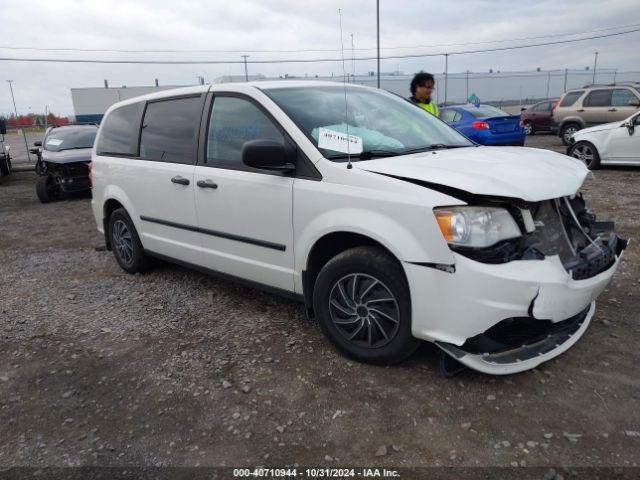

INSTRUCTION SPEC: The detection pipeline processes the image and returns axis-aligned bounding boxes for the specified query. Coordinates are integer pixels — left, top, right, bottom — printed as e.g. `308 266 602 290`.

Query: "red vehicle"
520 99 558 135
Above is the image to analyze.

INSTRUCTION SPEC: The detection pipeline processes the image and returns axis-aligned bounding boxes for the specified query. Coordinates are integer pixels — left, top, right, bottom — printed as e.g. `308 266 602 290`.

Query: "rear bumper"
471 131 526 146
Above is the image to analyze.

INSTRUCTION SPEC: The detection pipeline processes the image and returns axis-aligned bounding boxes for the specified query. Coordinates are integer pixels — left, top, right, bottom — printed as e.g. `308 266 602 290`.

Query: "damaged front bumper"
405 199 627 374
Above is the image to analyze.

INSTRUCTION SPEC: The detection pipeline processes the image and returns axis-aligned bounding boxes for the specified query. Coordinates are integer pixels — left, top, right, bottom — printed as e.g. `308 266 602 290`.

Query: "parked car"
31 124 98 203
520 99 558 135
551 82 640 145
439 104 525 146
0 119 11 177
567 111 640 169
91 82 626 375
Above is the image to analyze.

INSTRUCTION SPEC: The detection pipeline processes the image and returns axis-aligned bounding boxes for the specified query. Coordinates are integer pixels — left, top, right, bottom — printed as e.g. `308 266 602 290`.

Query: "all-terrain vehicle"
0 119 12 178
32 124 98 203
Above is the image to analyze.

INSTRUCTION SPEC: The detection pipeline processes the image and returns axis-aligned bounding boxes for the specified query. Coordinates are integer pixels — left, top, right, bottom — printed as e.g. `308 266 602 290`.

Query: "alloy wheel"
571 143 595 167
328 273 400 348
112 219 134 265
524 123 533 135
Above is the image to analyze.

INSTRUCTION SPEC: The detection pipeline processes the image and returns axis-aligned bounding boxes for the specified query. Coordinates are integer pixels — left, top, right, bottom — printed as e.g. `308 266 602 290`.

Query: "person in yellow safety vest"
409 72 439 117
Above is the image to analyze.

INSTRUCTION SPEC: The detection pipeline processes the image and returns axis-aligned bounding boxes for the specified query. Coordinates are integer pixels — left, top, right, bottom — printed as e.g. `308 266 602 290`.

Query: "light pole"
592 51 598 84
6 80 31 162
443 53 449 106
466 70 469 101
563 68 568 92
546 71 551 99
241 55 250 82
376 0 380 88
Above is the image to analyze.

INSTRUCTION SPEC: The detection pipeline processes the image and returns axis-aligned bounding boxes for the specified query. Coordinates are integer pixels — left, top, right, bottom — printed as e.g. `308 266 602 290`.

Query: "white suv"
91 81 626 375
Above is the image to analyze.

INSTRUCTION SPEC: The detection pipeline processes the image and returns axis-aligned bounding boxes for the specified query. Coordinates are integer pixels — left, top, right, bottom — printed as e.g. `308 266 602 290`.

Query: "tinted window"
439 109 457 123
139 96 202 164
206 96 284 167
612 89 636 107
463 105 508 118
96 103 144 156
635 115 640 126
560 91 584 107
534 101 553 111
44 127 97 152
584 90 612 107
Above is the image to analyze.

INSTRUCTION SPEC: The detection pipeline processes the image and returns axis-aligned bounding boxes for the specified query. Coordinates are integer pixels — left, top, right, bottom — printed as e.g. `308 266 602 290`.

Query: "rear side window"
559 91 584 107
439 109 457 123
584 90 612 107
96 103 144 156
611 89 636 107
139 96 203 164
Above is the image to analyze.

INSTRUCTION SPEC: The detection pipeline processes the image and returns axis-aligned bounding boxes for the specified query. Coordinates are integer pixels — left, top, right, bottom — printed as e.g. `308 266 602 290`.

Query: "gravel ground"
1 136 640 472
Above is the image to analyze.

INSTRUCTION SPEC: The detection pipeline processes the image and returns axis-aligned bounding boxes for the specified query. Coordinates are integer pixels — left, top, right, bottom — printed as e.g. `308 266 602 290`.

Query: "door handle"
576 109 585 112
197 179 218 189
171 176 190 186
608 108 617 112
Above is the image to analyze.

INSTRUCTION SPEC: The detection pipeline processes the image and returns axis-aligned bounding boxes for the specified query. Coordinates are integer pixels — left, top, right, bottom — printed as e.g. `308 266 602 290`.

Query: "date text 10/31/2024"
233 468 401 478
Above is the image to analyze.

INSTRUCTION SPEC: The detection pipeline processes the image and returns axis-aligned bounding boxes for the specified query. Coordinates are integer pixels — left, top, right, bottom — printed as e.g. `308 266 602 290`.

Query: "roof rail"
580 81 640 88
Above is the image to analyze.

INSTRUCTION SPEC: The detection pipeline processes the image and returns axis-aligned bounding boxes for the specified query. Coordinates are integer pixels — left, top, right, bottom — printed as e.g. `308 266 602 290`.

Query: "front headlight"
433 206 522 248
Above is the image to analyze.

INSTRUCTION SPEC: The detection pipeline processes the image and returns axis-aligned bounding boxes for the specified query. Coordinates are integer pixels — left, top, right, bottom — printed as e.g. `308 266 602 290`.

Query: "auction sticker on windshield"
317 127 363 154
46 139 63 146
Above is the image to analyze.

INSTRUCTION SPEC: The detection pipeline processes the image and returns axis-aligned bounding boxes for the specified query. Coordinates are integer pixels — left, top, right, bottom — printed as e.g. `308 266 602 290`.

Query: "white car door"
608 114 640 164
130 95 205 265
193 94 295 291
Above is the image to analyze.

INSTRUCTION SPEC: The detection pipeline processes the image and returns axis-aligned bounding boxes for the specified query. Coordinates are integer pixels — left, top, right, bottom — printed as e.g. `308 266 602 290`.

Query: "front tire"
313 246 420 365
569 140 601 170
108 208 151 274
35 175 61 203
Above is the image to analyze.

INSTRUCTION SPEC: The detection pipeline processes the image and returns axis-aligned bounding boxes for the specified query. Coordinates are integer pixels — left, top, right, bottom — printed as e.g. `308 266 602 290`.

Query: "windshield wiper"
58 146 92 151
326 144 470 161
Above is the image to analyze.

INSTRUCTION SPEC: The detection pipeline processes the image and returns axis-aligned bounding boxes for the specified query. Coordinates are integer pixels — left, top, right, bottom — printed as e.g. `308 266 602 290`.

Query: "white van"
91 81 626 375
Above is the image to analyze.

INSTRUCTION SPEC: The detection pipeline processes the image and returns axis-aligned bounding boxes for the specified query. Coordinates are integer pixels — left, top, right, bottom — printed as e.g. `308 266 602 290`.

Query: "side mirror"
0 119 6 135
520 107 527 112
629 98 640 107
34 141 42 147
623 121 635 135
242 139 295 172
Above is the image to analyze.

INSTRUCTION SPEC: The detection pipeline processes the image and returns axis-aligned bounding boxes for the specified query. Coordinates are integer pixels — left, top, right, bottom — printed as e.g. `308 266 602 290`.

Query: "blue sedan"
439 104 525 146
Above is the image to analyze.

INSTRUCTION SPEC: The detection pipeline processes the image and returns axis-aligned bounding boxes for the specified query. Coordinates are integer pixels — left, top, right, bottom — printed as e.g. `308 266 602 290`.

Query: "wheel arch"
301 231 405 319
101 186 138 250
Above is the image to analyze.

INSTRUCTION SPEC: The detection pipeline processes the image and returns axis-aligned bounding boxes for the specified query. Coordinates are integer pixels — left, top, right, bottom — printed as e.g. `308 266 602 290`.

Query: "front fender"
294 207 456 293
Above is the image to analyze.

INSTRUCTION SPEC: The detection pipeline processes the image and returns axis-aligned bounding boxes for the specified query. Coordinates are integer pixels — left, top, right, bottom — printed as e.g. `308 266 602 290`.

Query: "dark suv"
31 124 98 203
520 99 558 135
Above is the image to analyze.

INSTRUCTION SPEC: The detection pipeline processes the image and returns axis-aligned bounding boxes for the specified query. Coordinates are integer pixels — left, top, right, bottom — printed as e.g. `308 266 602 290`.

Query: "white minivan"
91 81 626 375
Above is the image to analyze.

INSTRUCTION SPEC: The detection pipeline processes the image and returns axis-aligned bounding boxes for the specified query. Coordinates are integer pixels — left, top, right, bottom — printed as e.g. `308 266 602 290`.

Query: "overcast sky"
1 0 639 116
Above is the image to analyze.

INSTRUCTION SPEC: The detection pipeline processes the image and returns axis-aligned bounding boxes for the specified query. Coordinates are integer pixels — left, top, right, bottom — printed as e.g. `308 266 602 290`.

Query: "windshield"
264 86 472 160
44 127 97 152
464 105 510 118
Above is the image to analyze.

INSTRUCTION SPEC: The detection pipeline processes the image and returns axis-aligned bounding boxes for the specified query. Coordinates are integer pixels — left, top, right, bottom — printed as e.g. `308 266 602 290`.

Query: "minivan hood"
355 146 589 202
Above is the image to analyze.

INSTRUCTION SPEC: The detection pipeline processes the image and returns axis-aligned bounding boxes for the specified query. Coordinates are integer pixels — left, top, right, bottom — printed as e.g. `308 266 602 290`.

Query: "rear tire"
523 121 535 136
569 140 601 170
313 246 421 365
35 175 61 203
108 208 152 274
561 123 580 146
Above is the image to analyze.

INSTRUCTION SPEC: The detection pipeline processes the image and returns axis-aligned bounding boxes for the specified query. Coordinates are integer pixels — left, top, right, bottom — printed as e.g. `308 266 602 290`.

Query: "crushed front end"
406 193 627 375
